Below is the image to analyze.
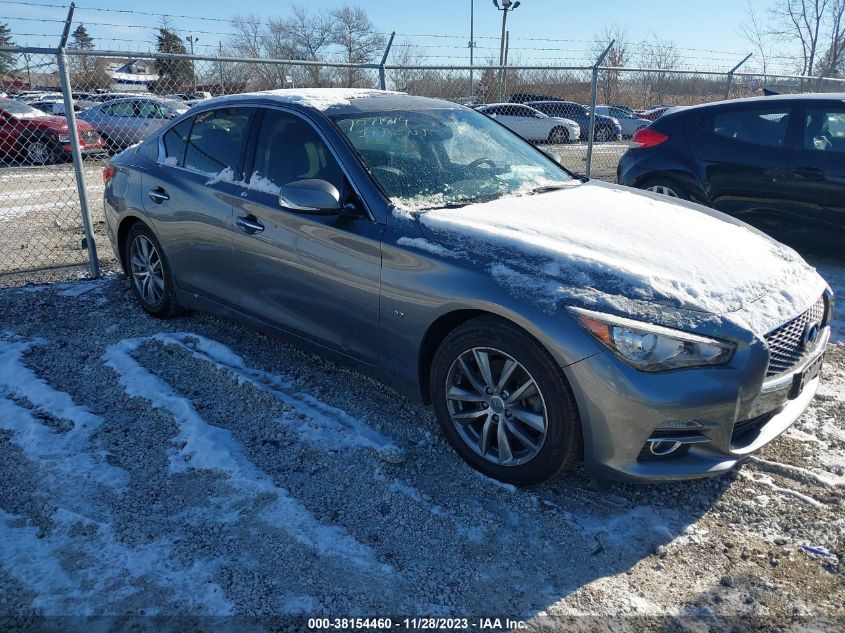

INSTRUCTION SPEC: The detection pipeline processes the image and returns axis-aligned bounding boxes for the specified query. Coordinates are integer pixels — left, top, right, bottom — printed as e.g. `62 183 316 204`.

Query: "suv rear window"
707 108 791 147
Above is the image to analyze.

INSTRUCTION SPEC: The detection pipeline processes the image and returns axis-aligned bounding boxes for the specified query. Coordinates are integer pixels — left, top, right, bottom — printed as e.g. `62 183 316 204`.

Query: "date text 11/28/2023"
307 618 528 630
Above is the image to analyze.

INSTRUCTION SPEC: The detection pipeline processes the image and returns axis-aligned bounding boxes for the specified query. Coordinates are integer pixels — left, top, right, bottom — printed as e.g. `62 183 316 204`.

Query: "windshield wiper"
528 183 571 195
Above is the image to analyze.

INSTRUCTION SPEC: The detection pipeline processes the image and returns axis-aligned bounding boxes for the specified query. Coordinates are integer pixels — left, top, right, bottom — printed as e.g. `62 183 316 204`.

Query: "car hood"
415 180 827 336
19 115 94 132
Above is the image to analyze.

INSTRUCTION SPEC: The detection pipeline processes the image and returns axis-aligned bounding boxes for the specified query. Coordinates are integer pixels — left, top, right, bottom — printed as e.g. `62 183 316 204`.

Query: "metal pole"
815 71 826 92
58 4 100 278
378 31 395 90
186 36 198 92
469 0 474 99
24 53 32 87
502 30 510 97
497 5 508 100
217 41 224 95
586 39 614 178
724 53 752 100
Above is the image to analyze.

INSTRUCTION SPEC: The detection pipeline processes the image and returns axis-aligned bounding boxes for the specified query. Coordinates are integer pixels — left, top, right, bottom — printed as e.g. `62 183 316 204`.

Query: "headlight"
571 308 735 371
611 117 620 125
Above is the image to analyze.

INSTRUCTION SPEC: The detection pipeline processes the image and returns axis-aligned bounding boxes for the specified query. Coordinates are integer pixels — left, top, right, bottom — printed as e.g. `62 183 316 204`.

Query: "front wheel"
594 126 611 143
548 126 569 145
430 316 582 486
124 223 182 318
24 139 58 165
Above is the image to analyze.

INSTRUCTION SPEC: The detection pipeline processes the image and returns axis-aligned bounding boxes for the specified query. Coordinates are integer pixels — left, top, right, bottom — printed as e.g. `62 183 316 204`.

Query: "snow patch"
103 335 393 573
396 237 456 258
249 88 399 111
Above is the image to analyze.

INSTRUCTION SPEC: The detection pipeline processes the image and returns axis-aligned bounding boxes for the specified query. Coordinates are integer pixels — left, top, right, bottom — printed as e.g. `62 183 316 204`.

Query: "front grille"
764 296 825 376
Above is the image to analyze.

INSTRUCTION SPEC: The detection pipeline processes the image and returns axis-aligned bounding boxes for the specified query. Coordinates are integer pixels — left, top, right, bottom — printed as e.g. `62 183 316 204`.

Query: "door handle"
236 215 264 234
793 167 824 181
148 187 170 203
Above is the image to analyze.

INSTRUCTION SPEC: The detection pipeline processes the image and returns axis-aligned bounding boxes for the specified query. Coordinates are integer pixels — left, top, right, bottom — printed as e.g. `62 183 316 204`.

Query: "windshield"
332 107 573 211
0 99 49 119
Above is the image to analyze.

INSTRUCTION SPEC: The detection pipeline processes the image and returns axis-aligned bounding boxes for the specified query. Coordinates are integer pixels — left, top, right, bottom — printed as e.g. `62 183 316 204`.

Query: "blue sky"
1 0 791 72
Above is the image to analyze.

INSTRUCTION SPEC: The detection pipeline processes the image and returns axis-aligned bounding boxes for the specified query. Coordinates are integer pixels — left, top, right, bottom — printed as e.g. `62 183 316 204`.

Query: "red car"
0 97 105 165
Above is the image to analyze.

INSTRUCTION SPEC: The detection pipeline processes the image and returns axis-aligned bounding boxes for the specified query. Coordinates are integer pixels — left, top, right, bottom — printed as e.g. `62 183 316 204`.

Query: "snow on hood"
417 182 827 335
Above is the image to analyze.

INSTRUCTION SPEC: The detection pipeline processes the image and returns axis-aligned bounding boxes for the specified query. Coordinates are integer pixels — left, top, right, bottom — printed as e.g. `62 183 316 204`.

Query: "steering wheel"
467 157 497 170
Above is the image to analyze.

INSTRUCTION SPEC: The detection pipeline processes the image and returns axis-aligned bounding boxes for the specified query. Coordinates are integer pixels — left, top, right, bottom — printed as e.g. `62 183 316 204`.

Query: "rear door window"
802 108 845 153
183 107 255 177
161 118 193 167
709 108 791 147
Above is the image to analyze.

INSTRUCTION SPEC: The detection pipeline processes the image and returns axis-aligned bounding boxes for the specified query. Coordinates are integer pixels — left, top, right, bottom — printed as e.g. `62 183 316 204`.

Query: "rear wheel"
124 223 182 318
430 316 581 486
641 178 688 200
594 126 612 142
548 126 569 145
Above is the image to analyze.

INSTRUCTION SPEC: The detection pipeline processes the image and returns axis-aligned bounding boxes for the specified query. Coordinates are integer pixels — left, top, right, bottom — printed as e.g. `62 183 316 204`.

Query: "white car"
476 103 580 144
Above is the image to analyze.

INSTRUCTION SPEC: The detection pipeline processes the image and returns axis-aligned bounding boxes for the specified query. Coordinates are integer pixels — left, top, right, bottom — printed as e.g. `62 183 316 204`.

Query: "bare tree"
638 35 680 104
589 24 629 104
772 0 830 76
818 0 845 76
740 0 773 75
283 6 334 86
330 5 385 87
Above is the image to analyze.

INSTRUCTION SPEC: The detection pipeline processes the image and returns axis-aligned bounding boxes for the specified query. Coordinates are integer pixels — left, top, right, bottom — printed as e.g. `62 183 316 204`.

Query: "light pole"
186 35 198 93
468 0 476 99
492 0 520 100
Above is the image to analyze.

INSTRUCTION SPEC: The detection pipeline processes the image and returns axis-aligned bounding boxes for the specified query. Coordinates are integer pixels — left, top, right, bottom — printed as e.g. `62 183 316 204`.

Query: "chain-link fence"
1 42 843 287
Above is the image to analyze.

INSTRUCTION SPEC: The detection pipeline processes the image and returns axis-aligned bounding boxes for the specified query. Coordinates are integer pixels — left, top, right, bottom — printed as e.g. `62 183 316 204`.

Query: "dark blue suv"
617 94 845 249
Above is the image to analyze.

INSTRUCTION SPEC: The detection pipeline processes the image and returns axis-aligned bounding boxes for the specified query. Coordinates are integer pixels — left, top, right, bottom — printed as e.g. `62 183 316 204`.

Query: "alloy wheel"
646 184 680 198
595 127 611 142
26 140 52 165
550 128 567 144
445 347 548 466
130 234 165 306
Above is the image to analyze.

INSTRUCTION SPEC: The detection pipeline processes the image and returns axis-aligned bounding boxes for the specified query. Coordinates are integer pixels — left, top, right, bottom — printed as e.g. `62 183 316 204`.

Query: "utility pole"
186 35 198 92
23 53 32 87
493 0 521 101
218 40 224 95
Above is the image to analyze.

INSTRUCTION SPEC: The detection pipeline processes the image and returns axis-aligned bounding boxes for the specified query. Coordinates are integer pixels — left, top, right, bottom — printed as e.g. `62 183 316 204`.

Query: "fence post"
816 72 826 92
724 53 752 100
379 32 395 90
57 2 100 278
586 40 614 179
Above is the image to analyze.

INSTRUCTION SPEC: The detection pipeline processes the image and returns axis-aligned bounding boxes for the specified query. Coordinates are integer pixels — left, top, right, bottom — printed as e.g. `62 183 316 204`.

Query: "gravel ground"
0 260 843 631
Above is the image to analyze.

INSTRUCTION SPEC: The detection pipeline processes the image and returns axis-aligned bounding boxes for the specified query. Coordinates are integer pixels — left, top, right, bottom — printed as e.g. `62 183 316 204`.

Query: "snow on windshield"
0 100 50 119
333 108 571 214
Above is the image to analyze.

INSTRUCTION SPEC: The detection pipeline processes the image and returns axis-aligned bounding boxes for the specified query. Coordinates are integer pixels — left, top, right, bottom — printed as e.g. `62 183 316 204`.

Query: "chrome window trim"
154 101 377 223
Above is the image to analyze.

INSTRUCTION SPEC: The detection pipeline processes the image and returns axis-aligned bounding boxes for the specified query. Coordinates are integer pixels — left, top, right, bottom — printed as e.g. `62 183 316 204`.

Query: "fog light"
648 440 683 456
655 419 704 431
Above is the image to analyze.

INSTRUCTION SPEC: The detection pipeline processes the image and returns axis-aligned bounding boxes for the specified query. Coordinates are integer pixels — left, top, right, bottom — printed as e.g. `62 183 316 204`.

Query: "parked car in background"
29 98 86 116
523 100 622 142
618 93 845 248
639 106 671 121
475 103 580 144
0 97 104 164
104 89 831 486
78 97 189 151
595 105 652 138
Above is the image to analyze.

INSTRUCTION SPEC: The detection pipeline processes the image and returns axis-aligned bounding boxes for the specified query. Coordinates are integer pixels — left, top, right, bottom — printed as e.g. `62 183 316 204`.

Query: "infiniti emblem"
802 321 821 350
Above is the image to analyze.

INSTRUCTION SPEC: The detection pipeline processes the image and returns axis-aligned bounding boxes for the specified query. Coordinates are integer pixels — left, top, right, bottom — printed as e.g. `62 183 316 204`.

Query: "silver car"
595 105 652 139
78 97 189 151
102 89 832 486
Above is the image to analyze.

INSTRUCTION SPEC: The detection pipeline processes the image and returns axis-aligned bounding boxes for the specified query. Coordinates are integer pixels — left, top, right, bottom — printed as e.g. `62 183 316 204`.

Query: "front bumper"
564 326 830 482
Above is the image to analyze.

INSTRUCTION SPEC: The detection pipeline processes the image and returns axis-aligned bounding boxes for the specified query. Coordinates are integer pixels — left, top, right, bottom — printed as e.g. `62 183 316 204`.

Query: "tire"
430 316 582 487
548 126 568 145
640 178 688 201
24 138 58 165
124 223 182 318
594 126 611 143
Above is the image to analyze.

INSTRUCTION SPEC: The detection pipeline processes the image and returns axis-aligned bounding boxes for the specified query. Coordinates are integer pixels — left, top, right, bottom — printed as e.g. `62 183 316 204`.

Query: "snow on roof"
245 88 399 111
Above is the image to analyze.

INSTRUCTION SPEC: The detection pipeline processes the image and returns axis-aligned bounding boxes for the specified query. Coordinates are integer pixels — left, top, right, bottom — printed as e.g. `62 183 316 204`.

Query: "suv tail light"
102 165 115 185
630 128 669 149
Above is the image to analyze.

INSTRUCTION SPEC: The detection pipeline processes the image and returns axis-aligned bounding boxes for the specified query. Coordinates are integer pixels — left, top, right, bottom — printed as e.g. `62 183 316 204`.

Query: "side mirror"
279 179 342 214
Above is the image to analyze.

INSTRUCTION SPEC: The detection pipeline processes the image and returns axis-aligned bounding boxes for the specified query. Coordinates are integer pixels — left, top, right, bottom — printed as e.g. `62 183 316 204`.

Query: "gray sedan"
595 105 652 138
102 89 831 486
78 97 188 151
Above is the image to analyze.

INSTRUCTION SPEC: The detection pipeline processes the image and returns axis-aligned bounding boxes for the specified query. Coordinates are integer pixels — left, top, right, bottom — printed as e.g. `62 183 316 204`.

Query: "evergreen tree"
153 28 193 92
0 23 16 75
70 24 94 50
